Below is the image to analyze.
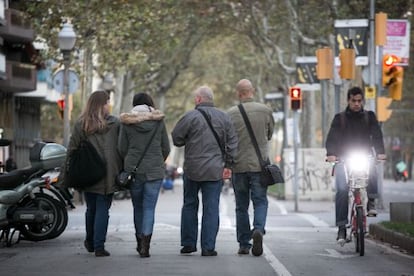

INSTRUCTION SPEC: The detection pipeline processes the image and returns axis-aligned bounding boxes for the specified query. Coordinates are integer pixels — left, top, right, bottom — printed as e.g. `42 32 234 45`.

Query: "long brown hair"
79 90 110 134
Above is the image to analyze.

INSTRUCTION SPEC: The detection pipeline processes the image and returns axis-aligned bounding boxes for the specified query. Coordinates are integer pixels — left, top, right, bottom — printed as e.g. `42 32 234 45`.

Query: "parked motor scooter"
0 142 69 246
395 160 408 182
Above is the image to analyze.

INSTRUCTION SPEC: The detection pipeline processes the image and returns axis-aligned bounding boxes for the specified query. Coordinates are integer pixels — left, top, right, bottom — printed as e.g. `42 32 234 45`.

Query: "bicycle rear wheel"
355 206 365 256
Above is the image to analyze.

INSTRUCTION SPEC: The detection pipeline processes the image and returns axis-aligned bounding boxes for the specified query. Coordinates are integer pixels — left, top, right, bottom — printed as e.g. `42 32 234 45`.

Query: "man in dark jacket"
325 86 386 244
172 85 238 257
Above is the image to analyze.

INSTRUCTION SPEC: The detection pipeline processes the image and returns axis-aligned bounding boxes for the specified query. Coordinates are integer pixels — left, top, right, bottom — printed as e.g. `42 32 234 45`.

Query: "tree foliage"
15 0 414 156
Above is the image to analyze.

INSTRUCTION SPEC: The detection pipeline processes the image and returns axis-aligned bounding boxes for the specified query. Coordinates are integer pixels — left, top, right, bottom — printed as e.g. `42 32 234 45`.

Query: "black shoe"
95 249 110 257
201 249 217 256
84 240 94 253
337 226 346 245
238 247 250 255
180 246 197 254
251 230 263 256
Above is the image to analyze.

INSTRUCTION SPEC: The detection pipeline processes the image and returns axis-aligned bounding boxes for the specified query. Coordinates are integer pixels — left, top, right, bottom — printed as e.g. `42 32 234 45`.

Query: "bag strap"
196 108 225 157
238 104 267 168
131 121 161 173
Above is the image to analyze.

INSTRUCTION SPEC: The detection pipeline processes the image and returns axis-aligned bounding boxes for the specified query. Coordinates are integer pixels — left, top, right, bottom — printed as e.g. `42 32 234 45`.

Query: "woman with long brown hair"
66 90 122 257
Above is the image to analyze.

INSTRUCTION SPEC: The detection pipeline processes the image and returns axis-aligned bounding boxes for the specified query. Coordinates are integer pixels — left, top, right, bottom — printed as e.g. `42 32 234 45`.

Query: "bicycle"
331 152 373 256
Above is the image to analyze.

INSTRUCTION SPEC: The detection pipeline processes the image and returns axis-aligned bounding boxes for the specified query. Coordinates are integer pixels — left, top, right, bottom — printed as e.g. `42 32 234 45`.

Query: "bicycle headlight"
346 152 370 172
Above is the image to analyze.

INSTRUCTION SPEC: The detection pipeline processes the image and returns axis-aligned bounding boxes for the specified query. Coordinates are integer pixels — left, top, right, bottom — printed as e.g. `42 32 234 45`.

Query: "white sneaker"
367 209 377 217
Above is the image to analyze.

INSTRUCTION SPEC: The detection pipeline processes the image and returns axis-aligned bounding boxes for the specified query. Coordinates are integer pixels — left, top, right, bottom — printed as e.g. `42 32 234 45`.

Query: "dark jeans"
180 174 222 251
335 162 378 227
84 192 113 250
232 172 268 249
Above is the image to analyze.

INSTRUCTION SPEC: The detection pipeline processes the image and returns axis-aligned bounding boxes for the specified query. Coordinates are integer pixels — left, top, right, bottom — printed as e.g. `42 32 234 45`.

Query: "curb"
369 223 414 254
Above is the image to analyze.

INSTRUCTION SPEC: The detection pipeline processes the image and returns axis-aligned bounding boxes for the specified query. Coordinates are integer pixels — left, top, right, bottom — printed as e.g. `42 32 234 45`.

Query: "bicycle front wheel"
355 206 365 256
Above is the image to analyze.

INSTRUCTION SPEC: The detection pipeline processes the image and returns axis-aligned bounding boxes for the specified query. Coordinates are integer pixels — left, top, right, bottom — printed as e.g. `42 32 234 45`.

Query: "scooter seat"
0 167 40 190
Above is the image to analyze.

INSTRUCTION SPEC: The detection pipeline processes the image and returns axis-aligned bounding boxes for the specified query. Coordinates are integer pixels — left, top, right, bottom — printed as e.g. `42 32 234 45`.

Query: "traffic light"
316 47 333 80
382 54 404 100
377 96 393 122
375 12 387 46
57 99 65 119
289 87 301 110
339 48 355 79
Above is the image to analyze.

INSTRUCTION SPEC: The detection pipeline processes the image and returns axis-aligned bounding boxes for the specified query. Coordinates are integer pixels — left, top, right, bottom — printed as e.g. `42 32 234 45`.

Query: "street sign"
53 69 80 94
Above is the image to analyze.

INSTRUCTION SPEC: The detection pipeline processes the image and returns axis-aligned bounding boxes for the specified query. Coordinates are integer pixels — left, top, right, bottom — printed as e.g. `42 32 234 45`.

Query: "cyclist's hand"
326 155 337 163
377 154 387 161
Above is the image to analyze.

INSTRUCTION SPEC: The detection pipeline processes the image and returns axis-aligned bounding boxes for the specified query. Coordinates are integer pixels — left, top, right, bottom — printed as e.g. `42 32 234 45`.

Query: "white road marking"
220 194 233 229
296 213 330 227
263 244 293 276
317 248 355 259
268 196 288 215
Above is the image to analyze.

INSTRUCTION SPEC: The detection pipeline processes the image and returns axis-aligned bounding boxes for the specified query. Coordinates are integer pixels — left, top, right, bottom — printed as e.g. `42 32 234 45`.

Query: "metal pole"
321 80 327 146
293 110 299 212
367 0 376 111
63 50 71 147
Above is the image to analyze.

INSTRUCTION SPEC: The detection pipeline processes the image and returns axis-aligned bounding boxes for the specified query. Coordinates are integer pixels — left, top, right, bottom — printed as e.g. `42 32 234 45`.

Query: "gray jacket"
228 98 275 173
118 106 170 181
172 103 238 181
66 115 123 195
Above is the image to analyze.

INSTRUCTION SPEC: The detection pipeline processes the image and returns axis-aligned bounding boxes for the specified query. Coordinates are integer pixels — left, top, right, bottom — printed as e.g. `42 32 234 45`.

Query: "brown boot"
139 234 152 258
136 234 142 253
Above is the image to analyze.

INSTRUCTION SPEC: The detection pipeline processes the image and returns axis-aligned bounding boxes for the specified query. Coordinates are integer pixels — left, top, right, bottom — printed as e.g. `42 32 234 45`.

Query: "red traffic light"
290 87 301 99
57 99 65 110
289 87 302 110
383 54 399 67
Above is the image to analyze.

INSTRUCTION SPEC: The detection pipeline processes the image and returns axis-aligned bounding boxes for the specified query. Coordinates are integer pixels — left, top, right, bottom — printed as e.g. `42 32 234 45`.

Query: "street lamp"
58 22 76 147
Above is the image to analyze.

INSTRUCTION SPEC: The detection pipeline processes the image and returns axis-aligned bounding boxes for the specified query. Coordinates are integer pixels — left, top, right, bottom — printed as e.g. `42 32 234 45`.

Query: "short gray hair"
195 85 214 103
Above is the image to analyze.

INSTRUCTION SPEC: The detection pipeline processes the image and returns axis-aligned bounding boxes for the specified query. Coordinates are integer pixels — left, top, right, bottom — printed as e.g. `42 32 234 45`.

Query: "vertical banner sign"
384 19 410 66
334 19 369 66
295 57 320 91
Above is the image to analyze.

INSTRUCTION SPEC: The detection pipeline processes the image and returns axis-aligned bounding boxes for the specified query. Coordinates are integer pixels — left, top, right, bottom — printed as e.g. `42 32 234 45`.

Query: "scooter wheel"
18 193 66 241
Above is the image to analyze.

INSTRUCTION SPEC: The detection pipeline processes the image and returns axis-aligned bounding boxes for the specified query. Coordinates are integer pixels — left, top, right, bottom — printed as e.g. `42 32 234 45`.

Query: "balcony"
0 60 36 93
0 9 34 43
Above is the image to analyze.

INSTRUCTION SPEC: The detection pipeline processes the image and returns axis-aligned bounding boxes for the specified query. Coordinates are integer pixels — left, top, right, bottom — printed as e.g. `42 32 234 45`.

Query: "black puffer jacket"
325 107 385 157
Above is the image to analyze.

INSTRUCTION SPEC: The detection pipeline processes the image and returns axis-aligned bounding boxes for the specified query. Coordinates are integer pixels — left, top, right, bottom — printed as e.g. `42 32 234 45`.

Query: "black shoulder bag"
238 104 284 186
67 132 107 189
197 108 229 165
115 121 160 190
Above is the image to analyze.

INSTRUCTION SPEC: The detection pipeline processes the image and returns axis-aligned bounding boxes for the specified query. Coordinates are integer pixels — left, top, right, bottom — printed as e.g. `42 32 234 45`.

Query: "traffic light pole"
62 50 71 147
293 110 299 212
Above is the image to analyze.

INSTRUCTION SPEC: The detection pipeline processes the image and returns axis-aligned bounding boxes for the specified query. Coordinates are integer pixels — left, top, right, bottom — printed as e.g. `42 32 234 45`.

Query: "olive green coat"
64 115 123 195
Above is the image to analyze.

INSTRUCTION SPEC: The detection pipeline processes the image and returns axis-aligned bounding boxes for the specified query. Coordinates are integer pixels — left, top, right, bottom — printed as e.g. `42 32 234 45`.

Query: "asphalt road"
0 179 413 276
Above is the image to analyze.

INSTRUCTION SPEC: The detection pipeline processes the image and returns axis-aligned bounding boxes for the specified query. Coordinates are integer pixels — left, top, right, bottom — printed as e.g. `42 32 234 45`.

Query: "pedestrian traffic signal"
289 87 301 110
57 99 65 119
382 54 404 100
377 96 393 122
339 48 355 79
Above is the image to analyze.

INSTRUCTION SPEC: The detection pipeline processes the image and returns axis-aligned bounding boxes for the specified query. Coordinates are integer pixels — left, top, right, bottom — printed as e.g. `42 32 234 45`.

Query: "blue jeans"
181 174 222 251
84 192 113 250
335 162 378 227
130 177 162 235
232 172 268 249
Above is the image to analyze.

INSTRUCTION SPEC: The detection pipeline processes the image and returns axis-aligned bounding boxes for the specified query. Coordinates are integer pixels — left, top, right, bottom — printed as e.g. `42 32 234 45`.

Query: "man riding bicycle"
325 87 386 243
